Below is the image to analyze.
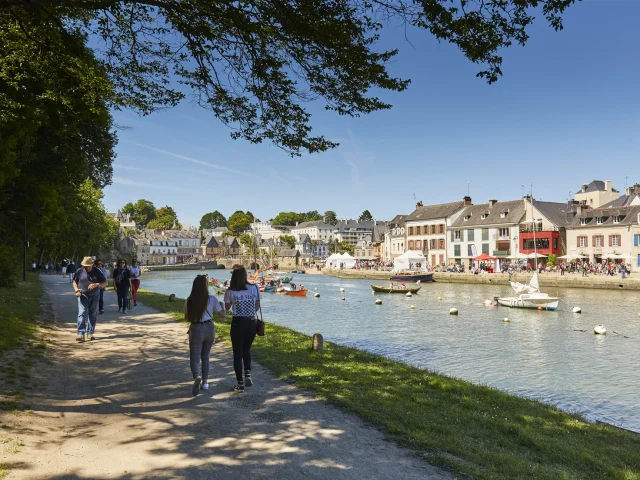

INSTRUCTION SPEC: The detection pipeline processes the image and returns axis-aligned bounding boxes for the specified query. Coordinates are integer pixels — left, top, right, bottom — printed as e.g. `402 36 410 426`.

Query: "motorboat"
497 272 559 310
371 284 421 294
389 272 433 283
284 289 308 296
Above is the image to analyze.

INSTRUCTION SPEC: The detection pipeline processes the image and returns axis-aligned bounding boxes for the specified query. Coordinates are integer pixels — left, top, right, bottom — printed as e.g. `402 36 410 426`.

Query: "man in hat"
72 257 108 342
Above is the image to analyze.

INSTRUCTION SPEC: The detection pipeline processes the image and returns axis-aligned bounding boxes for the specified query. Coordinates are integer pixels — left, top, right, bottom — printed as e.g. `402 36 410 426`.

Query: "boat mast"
531 183 538 272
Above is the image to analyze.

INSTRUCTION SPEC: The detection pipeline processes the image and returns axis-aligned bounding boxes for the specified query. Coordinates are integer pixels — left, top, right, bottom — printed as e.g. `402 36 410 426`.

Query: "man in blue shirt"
72 257 108 342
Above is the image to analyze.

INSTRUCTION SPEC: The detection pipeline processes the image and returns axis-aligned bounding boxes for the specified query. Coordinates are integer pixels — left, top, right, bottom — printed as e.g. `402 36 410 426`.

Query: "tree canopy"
227 211 254 234
279 235 297 249
324 211 338 225
200 211 227 230
359 210 373 222
272 210 325 226
1 0 577 155
122 199 157 227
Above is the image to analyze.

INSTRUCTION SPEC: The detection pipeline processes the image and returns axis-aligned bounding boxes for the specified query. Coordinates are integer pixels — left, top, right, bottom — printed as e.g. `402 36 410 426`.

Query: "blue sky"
104 0 640 228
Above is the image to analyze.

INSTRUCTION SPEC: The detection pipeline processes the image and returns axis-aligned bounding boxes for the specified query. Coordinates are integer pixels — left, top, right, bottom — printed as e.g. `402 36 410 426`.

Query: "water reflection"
142 269 640 432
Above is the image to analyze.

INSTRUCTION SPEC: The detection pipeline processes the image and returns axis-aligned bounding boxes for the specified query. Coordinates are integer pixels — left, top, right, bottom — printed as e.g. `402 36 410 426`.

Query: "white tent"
393 250 427 272
325 253 342 268
340 252 357 269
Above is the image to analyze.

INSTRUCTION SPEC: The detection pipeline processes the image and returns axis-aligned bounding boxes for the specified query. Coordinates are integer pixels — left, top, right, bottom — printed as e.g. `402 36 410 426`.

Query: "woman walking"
112 259 132 314
95 259 108 314
185 275 224 395
224 265 262 392
128 259 142 307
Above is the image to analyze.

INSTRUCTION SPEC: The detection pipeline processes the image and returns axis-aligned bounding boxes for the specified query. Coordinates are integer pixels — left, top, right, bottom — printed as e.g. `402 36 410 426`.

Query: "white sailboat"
497 185 559 311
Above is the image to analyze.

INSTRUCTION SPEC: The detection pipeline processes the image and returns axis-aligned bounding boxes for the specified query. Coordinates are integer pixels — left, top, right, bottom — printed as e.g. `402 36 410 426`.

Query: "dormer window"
481 213 488 220
580 218 589 225
500 209 509 218
613 215 624 224
464 214 471 221
595 217 602 225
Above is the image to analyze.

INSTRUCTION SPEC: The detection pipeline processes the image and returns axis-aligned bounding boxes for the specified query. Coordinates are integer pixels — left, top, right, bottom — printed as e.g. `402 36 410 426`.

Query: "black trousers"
230 316 257 382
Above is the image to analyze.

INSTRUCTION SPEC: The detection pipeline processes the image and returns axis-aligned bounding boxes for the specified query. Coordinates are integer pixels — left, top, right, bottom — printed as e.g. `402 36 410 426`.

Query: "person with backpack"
67 261 77 283
224 265 261 393
185 274 225 396
72 257 108 342
112 259 132 314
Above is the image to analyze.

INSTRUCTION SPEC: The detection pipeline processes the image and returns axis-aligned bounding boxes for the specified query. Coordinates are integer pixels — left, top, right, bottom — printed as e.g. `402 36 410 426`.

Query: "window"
596 217 602 225
431 225 436 234
408 227 414 235
439 239 445 249
580 218 588 225
468 229 474 241
408 240 414 250
613 215 624 224
610 235 621 247
439 224 445 234
499 227 510 238
594 235 603 247
482 244 490 255
454 245 461 257
553 238 558 250
415 240 422 250
468 245 474 256
578 236 588 247
523 238 550 250
454 230 461 240
482 229 489 241
481 213 488 220
464 215 471 221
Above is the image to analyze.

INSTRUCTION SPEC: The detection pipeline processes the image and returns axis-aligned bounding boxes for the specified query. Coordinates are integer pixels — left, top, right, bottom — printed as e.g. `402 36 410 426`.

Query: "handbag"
254 284 265 336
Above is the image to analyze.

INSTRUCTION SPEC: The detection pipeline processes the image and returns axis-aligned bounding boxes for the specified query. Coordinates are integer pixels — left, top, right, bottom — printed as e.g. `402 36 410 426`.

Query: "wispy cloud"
126 141 258 178
113 164 141 171
112 176 188 192
340 130 374 191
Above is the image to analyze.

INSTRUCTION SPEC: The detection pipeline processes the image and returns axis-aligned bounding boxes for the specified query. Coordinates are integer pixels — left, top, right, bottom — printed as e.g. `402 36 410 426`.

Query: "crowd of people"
443 260 632 278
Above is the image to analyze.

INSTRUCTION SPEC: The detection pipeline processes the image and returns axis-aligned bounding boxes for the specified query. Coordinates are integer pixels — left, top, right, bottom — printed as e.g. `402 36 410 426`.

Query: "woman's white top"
224 284 262 317
201 296 224 322
128 265 142 279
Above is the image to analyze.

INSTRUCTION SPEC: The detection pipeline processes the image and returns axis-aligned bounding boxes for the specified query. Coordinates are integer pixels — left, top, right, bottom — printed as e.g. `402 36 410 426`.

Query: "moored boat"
284 289 308 296
390 272 433 283
497 272 559 310
371 284 421 294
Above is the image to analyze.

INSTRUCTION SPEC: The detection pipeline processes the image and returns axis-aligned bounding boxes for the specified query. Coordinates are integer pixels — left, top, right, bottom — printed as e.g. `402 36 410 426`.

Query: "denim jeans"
77 293 99 335
189 321 215 383
99 288 105 312
230 316 257 382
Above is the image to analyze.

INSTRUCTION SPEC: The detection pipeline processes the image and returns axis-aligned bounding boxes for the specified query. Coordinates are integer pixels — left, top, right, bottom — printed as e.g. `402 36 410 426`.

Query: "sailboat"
497 184 559 311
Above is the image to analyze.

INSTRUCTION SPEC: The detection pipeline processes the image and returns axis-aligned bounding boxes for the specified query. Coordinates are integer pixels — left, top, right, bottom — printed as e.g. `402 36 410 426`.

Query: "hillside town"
111 179 640 273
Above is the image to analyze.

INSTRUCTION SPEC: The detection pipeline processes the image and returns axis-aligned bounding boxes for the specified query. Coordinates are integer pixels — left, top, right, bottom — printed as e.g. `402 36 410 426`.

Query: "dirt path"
1 275 450 480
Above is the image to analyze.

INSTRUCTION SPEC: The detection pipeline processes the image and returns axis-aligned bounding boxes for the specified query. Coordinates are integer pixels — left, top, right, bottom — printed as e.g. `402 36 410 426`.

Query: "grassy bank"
0 275 42 357
137 289 640 479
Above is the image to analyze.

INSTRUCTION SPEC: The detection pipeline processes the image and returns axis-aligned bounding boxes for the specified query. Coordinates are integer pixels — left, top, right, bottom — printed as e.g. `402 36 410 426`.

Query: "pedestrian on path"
113 259 132 314
95 259 108 314
128 258 142 307
224 265 261 393
67 261 77 283
72 257 108 342
185 274 225 395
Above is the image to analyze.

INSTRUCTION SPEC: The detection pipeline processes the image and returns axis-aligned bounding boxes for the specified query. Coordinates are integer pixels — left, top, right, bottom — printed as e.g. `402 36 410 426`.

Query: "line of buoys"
572 306 581 313
449 308 458 315
503 318 510 322
375 299 382 305
594 324 607 335
406 292 412 297
339 287 345 292
410 305 415 309
314 293 320 298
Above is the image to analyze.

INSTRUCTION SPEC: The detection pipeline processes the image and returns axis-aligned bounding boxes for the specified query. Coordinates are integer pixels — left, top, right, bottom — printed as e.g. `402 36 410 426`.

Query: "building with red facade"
519 198 575 258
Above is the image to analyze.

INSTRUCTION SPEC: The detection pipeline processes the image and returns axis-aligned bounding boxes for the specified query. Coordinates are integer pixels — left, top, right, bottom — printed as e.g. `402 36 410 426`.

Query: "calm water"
143 270 640 432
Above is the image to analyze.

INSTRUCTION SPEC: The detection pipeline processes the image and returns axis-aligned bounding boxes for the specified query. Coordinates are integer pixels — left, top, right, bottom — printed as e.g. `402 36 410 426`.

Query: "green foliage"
338 241 354 255
147 216 175 230
279 235 297 249
122 199 157 227
0 274 41 354
0 245 19 288
199 211 227 230
547 253 557 267
324 210 338 225
155 205 177 219
139 287 640 480
238 232 253 247
359 210 373 221
227 211 253 234
272 212 305 226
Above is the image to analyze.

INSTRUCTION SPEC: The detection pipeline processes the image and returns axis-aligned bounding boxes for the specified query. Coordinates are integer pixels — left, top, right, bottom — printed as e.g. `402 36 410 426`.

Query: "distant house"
383 214 407 261
277 248 300 269
201 235 240 258
109 210 137 233
574 180 619 208
354 235 376 260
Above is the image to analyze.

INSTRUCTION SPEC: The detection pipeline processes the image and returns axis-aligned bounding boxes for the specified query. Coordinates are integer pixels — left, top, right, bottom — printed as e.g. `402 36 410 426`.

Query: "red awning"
473 253 497 261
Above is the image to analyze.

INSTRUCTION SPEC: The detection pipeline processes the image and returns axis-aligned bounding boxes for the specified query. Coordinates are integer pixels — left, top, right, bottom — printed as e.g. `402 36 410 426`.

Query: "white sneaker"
201 383 209 390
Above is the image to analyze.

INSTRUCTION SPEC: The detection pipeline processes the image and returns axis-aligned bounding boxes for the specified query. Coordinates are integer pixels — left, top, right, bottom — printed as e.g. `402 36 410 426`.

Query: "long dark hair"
118 259 128 269
185 275 209 323
229 265 248 291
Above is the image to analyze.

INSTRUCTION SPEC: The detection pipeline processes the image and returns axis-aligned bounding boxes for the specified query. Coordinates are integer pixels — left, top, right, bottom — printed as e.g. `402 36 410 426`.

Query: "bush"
0 244 20 288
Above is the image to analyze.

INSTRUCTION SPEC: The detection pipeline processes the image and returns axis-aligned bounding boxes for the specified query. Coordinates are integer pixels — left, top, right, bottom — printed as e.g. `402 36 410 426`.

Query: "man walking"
72 257 108 342
67 261 77 283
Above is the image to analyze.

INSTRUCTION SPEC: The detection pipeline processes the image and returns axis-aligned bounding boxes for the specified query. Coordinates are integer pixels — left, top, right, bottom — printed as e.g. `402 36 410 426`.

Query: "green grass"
138 289 640 479
0 462 8 479
0 274 42 356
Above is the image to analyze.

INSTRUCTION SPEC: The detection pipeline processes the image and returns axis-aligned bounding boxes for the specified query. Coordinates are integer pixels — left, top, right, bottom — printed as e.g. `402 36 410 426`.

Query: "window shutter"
635 234 639 247
585 236 588 247
451 231 454 242
618 235 621 246
577 236 580 247
592 235 595 247
609 235 612 247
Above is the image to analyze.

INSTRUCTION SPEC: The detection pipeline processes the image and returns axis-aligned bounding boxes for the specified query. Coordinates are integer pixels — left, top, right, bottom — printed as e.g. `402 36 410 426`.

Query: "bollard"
312 333 324 353
169 294 176 302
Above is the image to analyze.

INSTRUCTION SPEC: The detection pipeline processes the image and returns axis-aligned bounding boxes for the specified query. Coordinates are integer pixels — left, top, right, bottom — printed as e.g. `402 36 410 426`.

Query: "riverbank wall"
323 269 640 291
143 261 221 272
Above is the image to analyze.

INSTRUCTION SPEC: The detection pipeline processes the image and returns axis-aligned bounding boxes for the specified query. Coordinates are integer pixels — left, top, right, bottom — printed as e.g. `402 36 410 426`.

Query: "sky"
103 0 640 228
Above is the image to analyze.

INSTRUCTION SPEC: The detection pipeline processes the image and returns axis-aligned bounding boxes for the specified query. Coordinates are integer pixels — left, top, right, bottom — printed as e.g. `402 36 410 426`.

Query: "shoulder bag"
254 284 265 336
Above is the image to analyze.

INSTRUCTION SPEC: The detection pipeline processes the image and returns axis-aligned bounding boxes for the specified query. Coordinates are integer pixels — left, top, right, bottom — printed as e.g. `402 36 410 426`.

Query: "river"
142 269 640 433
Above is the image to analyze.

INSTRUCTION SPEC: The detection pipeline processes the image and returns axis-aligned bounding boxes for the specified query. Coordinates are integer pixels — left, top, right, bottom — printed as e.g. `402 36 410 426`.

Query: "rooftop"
405 200 466 222
450 200 525 228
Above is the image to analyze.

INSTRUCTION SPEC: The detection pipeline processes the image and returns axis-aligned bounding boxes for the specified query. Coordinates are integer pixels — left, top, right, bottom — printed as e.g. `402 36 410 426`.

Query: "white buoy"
315 287 317 290
406 292 412 297
594 325 607 335
449 308 458 315
573 306 582 313
314 293 320 298
339 287 345 292
375 299 382 305
438 297 443 301
484 299 492 306
410 305 415 309
503 317 510 322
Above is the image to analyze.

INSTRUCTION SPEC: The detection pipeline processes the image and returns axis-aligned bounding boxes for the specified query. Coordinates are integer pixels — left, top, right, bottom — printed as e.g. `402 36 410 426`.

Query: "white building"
109 210 137 233
249 221 289 242
290 221 335 242
164 230 201 263
294 234 331 259
148 234 178 265
574 180 619 209
334 220 385 246
384 215 407 261
404 198 471 268
447 199 526 272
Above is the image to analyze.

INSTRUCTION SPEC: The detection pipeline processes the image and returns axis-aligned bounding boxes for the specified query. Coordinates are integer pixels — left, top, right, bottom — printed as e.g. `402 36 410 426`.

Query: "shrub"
0 244 20 288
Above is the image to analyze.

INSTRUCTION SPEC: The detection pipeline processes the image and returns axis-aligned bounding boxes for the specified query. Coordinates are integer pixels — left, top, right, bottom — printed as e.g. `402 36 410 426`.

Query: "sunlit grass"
138 289 640 479
0 274 41 356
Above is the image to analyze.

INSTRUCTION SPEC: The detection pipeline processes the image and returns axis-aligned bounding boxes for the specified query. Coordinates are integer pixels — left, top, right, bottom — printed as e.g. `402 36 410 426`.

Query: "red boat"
284 289 308 296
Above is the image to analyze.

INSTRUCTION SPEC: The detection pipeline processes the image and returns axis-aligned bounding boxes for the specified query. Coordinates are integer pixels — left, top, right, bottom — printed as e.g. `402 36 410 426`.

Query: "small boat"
262 285 276 292
371 284 421 294
497 273 559 310
284 289 308 296
390 272 433 283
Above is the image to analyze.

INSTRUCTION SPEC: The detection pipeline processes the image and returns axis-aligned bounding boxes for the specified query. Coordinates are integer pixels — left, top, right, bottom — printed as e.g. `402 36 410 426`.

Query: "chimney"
416 201 423 208
605 180 612 191
488 199 498 207
463 196 472 206
581 184 588 193
576 204 582 215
